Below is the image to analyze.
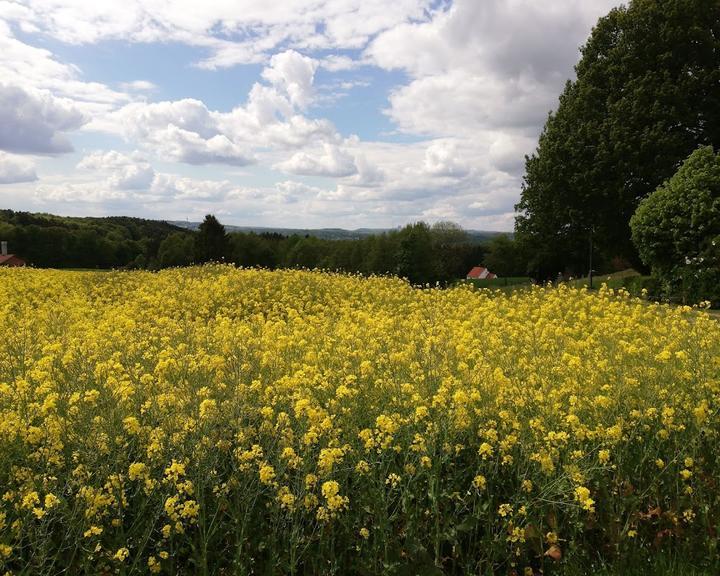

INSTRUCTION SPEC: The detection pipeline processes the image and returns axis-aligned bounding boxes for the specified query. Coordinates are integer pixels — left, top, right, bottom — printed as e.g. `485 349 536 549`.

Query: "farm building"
0 255 25 267
466 266 497 280
0 242 25 267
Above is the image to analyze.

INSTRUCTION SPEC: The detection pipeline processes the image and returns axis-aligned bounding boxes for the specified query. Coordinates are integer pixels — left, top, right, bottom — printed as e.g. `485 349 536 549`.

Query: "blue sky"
0 0 620 230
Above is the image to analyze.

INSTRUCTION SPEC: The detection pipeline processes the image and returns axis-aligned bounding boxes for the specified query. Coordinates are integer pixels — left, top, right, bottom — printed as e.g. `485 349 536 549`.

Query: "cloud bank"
0 0 621 230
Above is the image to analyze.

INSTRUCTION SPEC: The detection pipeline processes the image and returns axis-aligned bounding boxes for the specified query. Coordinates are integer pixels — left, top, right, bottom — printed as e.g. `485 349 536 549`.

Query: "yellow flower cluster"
0 265 718 573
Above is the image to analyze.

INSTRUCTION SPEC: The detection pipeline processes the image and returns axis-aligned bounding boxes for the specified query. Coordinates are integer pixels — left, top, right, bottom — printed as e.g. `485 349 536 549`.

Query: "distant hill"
167 221 506 244
1 211 187 237
0 210 189 268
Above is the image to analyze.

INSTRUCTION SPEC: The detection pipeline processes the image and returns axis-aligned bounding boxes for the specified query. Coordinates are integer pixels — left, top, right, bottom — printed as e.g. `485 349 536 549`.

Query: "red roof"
0 254 26 267
467 266 497 279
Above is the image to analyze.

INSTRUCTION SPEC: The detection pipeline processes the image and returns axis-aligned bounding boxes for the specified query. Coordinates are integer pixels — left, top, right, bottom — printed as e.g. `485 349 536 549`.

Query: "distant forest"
0 210 527 284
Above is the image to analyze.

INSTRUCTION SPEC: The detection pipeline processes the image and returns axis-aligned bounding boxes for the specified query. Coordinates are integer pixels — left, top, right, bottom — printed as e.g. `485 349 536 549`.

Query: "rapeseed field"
0 266 718 575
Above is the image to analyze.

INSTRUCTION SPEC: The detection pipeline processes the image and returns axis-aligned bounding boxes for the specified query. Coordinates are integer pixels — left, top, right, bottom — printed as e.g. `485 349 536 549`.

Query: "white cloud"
77 150 143 171
110 50 340 165
119 80 157 92
77 150 154 189
320 54 363 72
0 21 132 157
385 70 556 136
275 180 324 197
153 126 255 167
261 50 318 109
119 99 217 140
276 144 357 177
367 0 620 139
3 0 433 68
332 0 621 229
0 20 130 108
423 140 469 177
111 163 155 190
0 152 37 184
489 133 536 174
286 136 529 229
111 99 253 166
150 173 234 201
266 180 325 203
0 84 87 154
345 154 385 187
53 150 240 202
36 182 129 203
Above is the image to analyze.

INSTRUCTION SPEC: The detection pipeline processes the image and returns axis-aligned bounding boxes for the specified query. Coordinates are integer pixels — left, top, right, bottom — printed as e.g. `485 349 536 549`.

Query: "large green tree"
430 221 470 282
158 232 195 267
515 0 720 278
397 222 438 285
195 214 229 263
483 234 527 278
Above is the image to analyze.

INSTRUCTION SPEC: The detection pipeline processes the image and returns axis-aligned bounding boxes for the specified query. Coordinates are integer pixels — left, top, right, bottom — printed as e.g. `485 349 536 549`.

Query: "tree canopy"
195 214 229 263
0 210 188 269
630 146 720 304
515 0 720 278
1 210 499 284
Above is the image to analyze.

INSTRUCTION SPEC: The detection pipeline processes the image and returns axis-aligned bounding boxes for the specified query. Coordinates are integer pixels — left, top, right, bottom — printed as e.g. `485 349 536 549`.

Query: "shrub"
630 146 720 306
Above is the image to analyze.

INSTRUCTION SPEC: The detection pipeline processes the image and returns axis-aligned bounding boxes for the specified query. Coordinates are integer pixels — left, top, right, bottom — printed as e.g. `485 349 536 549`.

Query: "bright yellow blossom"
1 266 719 573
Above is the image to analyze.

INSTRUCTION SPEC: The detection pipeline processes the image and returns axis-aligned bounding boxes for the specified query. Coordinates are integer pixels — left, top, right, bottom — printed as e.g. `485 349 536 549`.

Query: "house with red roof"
0 254 25 267
0 242 25 267
466 266 497 280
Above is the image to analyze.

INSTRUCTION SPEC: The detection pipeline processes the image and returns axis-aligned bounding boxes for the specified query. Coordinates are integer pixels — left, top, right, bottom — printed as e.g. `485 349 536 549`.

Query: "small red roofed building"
466 266 496 280
0 254 25 267
0 241 25 267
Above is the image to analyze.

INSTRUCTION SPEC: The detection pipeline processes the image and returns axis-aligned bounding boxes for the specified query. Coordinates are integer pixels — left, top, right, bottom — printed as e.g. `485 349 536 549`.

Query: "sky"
0 0 621 231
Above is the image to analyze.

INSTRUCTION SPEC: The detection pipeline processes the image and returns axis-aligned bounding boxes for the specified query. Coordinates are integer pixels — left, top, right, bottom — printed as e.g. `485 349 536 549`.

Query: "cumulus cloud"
275 180 324 196
2 0 432 68
276 144 357 177
368 0 620 139
110 49 342 166
58 150 240 202
0 18 128 162
261 50 318 109
36 182 130 203
0 20 130 112
345 154 385 187
0 152 38 184
423 140 470 177
153 127 255 167
292 135 530 229
222 54 341 149
112 99 253 166
150 174 234 201
385 70 556 136
0 84 87 154
489 133 537 174
36 172 238 204
78 150 155 189
119 99 216 140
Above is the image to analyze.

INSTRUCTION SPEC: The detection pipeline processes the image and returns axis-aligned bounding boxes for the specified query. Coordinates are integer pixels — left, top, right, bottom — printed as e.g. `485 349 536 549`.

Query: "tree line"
0 210 528 285
0 210 183 269
160 216 527 285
